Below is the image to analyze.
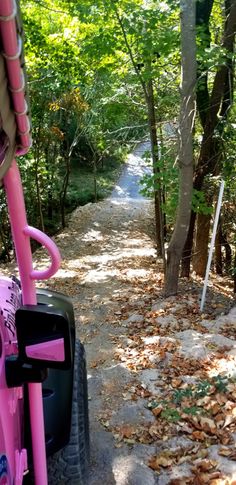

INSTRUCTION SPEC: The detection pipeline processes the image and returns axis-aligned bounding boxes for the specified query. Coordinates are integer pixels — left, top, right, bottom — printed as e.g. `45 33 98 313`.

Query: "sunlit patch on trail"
81 229 104 242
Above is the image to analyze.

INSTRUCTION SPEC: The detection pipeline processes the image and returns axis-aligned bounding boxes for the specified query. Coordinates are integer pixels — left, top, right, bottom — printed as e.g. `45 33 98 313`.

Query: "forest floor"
3 144 236 484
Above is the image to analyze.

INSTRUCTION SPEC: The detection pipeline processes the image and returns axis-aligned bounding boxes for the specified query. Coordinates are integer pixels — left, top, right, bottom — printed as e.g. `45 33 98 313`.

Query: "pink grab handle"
23 225 61 280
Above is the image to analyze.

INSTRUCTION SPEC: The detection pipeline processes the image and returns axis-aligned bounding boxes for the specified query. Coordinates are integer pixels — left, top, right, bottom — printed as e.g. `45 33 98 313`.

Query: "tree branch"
111 3 148 100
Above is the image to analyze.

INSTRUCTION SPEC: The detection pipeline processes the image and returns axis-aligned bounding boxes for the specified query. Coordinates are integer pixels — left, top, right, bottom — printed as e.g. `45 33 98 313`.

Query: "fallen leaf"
218 447 232 457
171 378 182 388
195 459 218 472
152 406 163 417
148 453 173 470
119 424 135 438
191 431 207 441
199 416 217 434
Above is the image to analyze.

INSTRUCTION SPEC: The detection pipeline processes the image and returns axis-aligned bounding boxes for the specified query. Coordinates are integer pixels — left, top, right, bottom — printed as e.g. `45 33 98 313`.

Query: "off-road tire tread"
47 340 89 484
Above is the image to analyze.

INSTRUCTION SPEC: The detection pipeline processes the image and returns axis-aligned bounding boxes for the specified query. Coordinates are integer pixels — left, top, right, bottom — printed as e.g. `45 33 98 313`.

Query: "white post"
200 180 225 312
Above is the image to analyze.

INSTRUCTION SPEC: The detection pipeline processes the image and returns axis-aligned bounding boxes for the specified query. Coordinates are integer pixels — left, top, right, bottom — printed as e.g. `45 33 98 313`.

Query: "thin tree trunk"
113 5 165 263
215 219 232 274
222 233 232 272
193 213 211 277
181 211 196 277
165 0 196 296
234 249 236 293
93 156 98 203
215 222 223 275
146 78 164 259
34 126 45 232
0 226 11 261
60 153 70 229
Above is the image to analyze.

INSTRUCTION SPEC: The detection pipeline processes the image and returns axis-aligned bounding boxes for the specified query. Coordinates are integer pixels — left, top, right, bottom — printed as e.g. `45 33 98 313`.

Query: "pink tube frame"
4 161 61 485
0 0 32 154
0 3 61 482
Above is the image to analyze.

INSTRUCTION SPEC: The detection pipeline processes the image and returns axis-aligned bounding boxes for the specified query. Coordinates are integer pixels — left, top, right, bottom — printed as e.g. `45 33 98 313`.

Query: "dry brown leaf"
228 451 236 461
214 413 225 427
152 406 163 417
191 431 207 441
199 416 217 434
171 378 182 388
218 447 232 457
119 424 135 439
194 448 209 460
148 453 173 470
155 456 173 468
223 407 236 428
178 455 192 464
211 403 221 416
215 393 228 405
195 459 218 472
148 424 161 438
191 471 222 484
196 396 211 407
191 472 209 484
220 433 232 445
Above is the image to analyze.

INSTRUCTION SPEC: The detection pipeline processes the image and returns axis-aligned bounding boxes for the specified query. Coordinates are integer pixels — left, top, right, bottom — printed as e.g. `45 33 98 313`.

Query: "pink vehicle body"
0 1 66 483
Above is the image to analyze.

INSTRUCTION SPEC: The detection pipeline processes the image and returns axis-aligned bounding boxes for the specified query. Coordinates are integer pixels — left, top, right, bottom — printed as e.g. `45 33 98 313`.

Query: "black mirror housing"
15 305 72 370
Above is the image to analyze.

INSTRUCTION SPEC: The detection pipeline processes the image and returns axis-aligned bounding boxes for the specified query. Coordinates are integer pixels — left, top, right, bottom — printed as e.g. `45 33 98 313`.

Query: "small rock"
151 302 166 312
156 315 177 326
125 314 144 325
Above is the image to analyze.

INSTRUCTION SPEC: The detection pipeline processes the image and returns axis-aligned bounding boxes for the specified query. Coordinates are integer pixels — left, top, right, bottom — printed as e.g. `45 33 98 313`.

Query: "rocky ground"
2 145 236 484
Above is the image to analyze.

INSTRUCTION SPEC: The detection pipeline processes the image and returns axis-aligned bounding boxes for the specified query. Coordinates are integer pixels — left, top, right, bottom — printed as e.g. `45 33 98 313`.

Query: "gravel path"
110 141 151 199
49 143 157 484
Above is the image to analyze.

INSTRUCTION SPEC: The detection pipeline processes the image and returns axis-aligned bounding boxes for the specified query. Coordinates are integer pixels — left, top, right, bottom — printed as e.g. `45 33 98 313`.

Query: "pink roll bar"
0 0 32 155
24 226 61 280
4 162 49 485
0 2 62 484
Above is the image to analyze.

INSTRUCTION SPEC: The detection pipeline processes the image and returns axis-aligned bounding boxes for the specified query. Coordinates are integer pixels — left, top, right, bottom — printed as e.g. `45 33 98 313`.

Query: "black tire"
47 340 90 484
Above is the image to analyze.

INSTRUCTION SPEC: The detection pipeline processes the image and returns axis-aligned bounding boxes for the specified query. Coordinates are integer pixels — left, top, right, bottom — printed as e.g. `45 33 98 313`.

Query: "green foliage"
194 380 212 398
15 0 182 244
161 408 180 422
182 406 201 416
0 0 234 272
140 143 179 224
150 375 230 425
212 375 228 393
192 190 214 215
173 387 193 405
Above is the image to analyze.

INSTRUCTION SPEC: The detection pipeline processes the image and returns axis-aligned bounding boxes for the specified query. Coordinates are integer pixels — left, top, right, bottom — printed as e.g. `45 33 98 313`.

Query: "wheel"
47 340 90 484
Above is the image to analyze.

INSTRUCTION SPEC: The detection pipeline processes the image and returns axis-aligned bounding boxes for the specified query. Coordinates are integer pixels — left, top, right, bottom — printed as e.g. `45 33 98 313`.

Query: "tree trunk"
146 78 164 259
60 153 70 229
33 128 45 232
181 211 196 277
215 222 223 275
215 219 232 274
234 249 236 294
113 5 165 263
93 157 97 203
222 233 232 272
165 0 196 296
193 213 211 277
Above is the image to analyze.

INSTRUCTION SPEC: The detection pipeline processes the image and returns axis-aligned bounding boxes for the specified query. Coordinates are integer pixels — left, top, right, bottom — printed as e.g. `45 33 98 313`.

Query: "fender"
0 277 27 484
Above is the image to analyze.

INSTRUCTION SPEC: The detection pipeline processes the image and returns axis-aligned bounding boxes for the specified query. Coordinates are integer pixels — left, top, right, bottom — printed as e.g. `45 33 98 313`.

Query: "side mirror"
15 305 72 370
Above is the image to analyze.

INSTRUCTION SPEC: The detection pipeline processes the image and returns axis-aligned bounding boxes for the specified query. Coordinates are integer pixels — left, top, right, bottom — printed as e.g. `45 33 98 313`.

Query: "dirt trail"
36 145 158 484
54 198 158 485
